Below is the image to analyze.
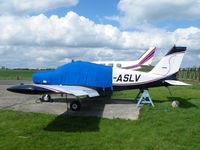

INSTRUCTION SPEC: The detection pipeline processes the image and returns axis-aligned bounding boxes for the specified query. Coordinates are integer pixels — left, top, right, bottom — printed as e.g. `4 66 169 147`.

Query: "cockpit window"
116 64 122 68
108 63 113 67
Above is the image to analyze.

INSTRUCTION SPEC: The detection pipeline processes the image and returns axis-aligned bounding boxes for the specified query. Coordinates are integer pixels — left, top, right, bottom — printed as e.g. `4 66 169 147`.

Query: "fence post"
199 68 200 82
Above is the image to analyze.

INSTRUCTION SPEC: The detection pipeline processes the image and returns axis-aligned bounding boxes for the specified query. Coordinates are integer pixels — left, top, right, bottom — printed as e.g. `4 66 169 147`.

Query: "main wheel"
41 94 51 102
70 100 81 111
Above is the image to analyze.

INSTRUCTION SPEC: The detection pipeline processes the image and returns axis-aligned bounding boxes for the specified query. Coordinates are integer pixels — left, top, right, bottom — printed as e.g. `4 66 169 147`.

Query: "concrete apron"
0 85 140 120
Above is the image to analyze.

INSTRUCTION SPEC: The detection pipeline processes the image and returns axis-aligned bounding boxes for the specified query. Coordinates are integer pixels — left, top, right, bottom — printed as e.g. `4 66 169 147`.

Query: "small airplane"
93 47 156 70
7 46 189 111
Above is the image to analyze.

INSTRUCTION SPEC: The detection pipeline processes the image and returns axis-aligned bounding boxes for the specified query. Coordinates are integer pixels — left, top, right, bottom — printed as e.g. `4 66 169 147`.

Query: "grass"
0 83 200 149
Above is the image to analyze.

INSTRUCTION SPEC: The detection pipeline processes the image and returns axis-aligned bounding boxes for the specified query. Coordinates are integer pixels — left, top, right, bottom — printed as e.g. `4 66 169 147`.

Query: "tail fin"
137 47 156 66
150 46 186 76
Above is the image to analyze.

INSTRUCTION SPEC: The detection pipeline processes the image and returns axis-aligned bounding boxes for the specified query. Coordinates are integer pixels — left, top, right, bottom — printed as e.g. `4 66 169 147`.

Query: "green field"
0 83 200 149
0 69 38 80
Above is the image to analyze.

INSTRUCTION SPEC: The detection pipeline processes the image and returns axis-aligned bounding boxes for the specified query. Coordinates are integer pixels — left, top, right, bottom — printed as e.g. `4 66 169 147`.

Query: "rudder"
150 46 186 76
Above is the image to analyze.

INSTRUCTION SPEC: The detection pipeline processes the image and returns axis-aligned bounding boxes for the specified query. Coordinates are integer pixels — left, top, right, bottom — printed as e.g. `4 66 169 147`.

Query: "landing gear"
39 94 82 111
70 100 81 111
40 94 52 102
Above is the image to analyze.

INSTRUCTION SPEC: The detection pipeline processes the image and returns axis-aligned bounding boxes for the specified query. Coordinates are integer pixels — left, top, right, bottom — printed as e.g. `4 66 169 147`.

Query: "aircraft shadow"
44 114 101 132
136 97 197 109
44 98 136 132
111 98 137 104
49 97 136 105
167 97 198 108
44 97 108 132
151 99 171 104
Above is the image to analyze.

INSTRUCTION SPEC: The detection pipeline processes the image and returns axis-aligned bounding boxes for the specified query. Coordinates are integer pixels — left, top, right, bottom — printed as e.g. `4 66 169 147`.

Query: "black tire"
70 100 81 111
41 94 51 102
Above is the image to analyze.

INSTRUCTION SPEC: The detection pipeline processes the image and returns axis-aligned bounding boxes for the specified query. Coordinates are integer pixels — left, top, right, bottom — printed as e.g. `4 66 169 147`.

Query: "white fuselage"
93 60 141 70
93 47 156 70
111 51 185 88
112 68 161 87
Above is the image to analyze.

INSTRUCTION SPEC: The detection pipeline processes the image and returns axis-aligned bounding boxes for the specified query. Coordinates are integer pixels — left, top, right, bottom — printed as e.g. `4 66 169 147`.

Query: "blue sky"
153 19 200 32
0 0 200 68
44 0 200 31
44 0 120 26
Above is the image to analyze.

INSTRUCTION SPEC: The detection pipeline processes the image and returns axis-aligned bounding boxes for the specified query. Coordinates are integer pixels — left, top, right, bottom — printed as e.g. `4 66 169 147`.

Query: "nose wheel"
40 94 52 102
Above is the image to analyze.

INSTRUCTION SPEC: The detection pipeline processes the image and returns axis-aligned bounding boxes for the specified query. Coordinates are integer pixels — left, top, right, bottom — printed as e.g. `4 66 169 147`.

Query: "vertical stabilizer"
137 47 156 66
121 47 156 69
150 46 186 76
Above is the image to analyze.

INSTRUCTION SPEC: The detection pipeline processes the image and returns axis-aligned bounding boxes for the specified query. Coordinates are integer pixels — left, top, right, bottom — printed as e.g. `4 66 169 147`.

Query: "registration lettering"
115 74 141 82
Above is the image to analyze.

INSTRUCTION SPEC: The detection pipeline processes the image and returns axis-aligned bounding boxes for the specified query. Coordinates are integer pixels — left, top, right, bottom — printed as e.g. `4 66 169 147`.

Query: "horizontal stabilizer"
165 80 191 86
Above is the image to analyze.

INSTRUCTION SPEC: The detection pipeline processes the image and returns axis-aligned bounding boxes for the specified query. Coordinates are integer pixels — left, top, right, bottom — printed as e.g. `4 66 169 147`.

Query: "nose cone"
7 84 36 94
7 85 26 94
7 84 52 94
7 86 15 92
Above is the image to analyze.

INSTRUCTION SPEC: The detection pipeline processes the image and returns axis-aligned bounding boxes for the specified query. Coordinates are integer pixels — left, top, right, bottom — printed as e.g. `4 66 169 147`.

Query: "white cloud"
0 11 200 68
0 0 78 15
0 11 174 50
117 0 200 28
0 12 143 49
173 27 200 50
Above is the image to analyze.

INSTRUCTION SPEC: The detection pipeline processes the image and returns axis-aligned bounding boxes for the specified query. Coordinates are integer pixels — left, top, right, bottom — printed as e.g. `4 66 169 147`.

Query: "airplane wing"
7 84 99 98
35 84 100 97
165 80 191 86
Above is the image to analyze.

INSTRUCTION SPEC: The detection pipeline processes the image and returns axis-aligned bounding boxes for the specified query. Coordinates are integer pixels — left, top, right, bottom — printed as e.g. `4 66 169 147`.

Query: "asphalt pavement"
0 80 140 120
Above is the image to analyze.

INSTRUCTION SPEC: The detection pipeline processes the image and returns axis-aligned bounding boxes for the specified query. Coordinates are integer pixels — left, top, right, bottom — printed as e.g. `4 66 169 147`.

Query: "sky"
0 0 200 68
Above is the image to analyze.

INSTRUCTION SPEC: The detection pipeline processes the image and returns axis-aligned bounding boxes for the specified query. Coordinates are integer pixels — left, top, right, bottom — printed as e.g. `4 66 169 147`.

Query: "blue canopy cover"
32 61 112 88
